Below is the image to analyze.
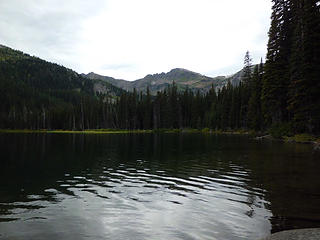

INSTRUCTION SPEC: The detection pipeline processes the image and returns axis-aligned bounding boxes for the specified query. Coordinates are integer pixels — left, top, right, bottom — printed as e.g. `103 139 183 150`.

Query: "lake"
0 133 319 240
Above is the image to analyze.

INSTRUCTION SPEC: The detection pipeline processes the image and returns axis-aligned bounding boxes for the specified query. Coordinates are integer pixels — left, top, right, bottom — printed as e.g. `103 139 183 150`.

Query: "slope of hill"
0 45 124 129
0 46 124 96
83 67 246 95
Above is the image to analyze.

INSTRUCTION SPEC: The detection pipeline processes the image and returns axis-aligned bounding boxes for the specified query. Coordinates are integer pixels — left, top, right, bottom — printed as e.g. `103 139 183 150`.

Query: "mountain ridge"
83 67 245 95
0 45 124 97
1 43 246 96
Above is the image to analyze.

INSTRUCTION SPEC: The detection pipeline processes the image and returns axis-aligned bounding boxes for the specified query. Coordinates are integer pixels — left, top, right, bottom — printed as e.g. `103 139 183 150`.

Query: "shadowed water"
0 133 319 240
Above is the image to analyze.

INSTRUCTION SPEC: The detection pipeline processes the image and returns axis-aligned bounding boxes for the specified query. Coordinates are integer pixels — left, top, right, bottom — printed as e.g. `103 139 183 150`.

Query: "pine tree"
288 0 320 133
240 51 253 128
243 51 252 85
262 0 294 126
248 64 263 130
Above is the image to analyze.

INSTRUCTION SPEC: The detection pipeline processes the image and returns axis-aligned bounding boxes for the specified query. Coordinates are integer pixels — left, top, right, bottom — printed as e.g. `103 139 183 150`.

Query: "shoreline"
0 128 252 135
255 134 320 150
0 129 153 134
0 129 319 149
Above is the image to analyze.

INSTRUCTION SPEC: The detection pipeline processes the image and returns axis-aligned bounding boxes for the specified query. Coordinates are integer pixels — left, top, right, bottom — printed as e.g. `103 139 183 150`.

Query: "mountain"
0 45 124 129
83 67 246 95
0 44 260 131
0 45 124 97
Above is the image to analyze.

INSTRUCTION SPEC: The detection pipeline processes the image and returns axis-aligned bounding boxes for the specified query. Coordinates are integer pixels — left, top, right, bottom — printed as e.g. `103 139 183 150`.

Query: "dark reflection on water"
0 133 319 240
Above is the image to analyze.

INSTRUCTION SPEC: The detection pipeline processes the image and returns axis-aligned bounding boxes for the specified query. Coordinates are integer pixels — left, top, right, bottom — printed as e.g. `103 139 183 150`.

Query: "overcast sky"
0 0 272 80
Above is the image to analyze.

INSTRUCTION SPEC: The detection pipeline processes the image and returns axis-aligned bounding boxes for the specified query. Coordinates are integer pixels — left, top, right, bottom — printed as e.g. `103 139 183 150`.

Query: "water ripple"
6 134 312 240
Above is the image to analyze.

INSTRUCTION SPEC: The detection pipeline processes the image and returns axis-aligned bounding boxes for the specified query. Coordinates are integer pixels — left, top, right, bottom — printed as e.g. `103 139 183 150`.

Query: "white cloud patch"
0 0 271 80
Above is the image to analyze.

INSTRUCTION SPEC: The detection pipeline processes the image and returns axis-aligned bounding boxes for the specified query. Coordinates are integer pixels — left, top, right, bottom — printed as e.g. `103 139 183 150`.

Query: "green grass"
0 129 153 134
210 129 251 135
0 128 253 135
0 129 45 133
0 128 258 135
284 134 318 143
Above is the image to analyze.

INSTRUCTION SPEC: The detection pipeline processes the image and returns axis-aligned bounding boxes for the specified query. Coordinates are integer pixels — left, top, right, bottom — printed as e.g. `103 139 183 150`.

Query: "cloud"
0 0 106 66
101 63 136 71
0 0 272 80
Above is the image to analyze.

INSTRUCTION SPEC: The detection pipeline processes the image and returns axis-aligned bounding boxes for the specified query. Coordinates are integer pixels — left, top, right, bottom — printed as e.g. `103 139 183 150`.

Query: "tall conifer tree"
288 0 320 133
262 0 294 126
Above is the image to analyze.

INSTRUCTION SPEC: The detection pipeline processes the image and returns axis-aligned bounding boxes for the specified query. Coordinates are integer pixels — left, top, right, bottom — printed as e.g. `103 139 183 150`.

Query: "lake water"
0 133 319 240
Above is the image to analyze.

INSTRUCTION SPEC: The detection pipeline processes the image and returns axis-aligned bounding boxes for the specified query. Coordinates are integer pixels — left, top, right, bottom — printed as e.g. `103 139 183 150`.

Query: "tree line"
0 54 265 132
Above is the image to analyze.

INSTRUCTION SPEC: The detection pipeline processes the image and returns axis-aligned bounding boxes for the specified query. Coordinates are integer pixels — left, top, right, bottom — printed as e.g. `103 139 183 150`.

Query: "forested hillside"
0 46 124 129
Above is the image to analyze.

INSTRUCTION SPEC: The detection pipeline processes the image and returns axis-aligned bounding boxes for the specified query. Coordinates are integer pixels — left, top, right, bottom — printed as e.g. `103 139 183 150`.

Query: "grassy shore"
0 129 153 134
283 134 320 144
0 128 253 135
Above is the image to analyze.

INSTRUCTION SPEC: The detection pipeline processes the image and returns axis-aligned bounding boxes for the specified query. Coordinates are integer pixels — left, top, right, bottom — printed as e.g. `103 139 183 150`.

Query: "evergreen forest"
0 0 319 135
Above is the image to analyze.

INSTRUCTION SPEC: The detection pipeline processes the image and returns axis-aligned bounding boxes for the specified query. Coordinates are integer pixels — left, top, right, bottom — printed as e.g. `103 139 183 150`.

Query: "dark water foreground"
0 133 319 240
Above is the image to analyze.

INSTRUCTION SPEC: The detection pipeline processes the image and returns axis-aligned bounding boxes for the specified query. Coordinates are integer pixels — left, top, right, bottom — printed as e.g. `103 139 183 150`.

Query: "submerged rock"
255 135 272 140
313 142 320 151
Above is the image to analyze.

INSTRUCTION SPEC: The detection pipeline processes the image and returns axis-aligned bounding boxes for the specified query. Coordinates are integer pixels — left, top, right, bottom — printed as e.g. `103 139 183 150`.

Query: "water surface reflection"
0 133 319 240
